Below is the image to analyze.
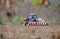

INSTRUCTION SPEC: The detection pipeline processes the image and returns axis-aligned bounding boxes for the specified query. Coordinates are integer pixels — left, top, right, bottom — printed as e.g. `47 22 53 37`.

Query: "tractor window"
32 15 37 20
28 15 32 20
28 15 37 20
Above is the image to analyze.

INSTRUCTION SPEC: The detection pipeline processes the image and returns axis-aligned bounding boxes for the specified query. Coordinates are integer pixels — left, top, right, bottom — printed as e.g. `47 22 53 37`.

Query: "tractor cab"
27 14 38 21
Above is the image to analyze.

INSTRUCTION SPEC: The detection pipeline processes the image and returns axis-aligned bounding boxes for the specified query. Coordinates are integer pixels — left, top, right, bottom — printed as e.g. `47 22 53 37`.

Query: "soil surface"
0 24 60 39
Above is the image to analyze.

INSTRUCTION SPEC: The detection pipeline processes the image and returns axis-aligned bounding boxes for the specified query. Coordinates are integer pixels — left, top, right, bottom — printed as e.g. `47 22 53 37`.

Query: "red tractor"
24 14 48 26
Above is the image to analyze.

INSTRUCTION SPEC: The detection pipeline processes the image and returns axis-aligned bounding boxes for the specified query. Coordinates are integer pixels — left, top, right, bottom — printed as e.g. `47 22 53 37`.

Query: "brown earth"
0 24 60 39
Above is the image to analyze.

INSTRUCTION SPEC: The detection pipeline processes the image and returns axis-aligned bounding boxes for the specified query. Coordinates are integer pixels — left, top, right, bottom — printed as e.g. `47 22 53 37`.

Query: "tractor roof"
28 14 36 15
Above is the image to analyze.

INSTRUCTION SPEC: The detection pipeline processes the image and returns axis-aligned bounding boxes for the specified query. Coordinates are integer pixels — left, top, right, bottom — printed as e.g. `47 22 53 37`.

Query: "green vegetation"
0 22 5 25
32 0 42 5
55 20 60 24
5 16 24 24
53 5 59 10
0 16 25 25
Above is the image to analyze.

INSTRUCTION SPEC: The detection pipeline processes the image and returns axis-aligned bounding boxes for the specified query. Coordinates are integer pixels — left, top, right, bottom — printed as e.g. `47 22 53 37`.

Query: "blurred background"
0 0 60 24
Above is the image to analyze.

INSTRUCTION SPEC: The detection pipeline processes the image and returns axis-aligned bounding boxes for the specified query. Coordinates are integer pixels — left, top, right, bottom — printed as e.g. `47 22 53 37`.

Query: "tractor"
23 14 48 26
